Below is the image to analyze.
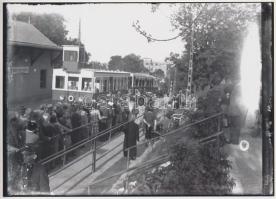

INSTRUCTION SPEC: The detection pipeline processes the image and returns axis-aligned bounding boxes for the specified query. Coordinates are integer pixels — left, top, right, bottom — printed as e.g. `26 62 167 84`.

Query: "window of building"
40 69 47 88
55 76 65 89
68 76 79 90
82 78 92 91
64 50 78 62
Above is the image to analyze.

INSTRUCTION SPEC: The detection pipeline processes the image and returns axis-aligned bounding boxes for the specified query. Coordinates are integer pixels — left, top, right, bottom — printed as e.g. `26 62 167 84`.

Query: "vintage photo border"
0 0 274 197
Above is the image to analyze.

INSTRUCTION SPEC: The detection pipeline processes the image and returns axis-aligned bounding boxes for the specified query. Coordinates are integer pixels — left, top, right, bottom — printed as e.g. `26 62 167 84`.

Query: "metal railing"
83 112 223 195
35 113 148 184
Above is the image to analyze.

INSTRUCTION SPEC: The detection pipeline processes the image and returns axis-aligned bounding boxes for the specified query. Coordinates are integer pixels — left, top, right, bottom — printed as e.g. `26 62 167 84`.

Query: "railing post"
92 138 97 172
216 115 221 160
217 114 221 132
125 148 130 193
62 135 67 166
108 130 112 143
126 148 130 169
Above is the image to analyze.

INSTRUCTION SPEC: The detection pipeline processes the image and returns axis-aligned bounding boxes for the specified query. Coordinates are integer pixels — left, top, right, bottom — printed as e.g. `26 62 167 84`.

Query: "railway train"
52 45 158 101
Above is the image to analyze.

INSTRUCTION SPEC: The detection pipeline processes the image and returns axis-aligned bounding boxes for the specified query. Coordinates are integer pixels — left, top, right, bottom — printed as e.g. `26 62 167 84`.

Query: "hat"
27 120 38 131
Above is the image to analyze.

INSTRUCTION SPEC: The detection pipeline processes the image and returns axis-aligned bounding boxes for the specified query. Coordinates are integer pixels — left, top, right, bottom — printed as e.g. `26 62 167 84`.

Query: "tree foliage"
13 12 91 63
108 55 124 71
84 61 107 70
128 88 234 195
165 52 189 93
169 3 260 92
108 54 149 73
151 69 165 79
158 142 234 195
13 12 68 45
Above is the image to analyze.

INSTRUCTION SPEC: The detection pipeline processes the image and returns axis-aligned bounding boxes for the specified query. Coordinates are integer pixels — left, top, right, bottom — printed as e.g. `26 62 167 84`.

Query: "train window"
64 50 78 62
82 78 92 91
68 76 79 90
55 76 65 89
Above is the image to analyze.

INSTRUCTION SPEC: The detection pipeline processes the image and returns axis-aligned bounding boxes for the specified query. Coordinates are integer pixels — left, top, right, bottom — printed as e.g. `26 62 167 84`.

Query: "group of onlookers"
169 90 197 110
6 89 177 195
6 93 133 195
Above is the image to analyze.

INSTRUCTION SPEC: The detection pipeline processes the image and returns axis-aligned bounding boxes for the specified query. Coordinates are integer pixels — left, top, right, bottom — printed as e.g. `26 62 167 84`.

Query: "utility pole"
173 64 177 95
186 17 194 109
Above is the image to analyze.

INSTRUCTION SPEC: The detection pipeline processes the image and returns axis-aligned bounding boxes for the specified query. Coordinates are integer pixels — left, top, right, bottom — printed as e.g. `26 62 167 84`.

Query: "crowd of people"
6 90 141 195
6 89 178 195
167 90 197 110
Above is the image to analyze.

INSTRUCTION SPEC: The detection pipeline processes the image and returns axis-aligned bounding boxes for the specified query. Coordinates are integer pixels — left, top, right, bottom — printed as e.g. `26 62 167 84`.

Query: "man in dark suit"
123 112 139 160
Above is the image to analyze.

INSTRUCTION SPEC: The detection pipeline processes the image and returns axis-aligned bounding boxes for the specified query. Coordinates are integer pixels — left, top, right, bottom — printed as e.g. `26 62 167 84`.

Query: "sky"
7 3 185 63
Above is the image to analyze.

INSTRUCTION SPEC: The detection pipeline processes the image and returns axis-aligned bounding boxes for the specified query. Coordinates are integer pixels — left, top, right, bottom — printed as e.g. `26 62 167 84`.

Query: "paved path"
50 133 125 195
50 130 147 195
224 128 262 195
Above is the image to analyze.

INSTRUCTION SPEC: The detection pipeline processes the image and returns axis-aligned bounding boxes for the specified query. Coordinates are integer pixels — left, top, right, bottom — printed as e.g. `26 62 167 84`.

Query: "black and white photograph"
2 2 273 196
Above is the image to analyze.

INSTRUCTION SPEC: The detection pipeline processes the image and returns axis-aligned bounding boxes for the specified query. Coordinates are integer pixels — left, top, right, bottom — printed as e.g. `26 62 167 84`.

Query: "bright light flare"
240 22 261 115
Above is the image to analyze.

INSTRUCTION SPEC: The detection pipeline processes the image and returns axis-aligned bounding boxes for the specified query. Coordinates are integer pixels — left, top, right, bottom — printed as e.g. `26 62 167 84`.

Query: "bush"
128 88 234 195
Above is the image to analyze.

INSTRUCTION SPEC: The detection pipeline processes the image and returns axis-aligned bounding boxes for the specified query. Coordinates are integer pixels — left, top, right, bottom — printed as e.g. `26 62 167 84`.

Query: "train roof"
53 68 156 79
131 73 156 79
53 68 130 77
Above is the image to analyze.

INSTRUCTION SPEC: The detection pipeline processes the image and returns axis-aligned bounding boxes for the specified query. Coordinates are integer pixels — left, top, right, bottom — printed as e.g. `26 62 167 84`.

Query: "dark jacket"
123 121 139 158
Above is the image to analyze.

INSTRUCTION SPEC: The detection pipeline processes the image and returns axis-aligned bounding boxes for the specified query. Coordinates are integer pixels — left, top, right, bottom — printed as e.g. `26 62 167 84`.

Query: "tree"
84 61 107 70
108 54 149 73
129 88 234 195
13 12 68 45
165 52 189 93
151 69 165 79
108 55 124 71
134 3 260 92
170 3 260 91
122 54 148 73
13 12 91 63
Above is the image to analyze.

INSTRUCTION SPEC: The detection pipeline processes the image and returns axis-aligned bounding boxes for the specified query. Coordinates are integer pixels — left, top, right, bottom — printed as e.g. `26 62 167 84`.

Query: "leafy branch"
132 4 208 43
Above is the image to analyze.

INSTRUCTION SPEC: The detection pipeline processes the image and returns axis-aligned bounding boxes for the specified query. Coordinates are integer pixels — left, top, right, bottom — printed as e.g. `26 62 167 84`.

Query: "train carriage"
52 68 130 101
51 44 158 102
129 73 158 91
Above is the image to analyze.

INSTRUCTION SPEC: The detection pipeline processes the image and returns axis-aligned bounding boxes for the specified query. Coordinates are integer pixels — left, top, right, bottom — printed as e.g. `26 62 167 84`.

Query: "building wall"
7 46 53 105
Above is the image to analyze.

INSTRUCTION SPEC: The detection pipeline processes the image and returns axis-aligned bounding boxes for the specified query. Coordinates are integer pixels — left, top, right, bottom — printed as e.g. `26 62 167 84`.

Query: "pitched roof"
7 21 61 50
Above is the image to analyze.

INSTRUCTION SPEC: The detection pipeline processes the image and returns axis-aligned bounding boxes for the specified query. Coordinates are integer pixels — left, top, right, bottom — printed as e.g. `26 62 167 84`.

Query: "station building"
6 20 62 106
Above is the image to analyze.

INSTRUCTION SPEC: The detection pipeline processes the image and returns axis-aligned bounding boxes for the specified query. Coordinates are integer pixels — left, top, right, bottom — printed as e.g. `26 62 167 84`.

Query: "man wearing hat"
16 146 50 195
122 111 139 160
143 106 156 142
